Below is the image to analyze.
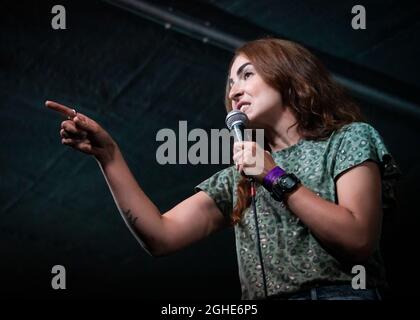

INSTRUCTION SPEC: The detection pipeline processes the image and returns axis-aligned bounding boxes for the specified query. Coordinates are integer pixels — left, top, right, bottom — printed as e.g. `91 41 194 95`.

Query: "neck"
264 107 301 152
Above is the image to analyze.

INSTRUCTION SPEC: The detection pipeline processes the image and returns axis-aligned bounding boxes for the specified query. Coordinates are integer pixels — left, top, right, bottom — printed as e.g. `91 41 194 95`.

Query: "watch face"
280 174 300 192
281 175 295 189
271 174 300 202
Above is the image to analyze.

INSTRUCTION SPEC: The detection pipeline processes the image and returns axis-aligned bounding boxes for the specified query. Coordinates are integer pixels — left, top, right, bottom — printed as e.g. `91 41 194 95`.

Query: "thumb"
74 114 96 133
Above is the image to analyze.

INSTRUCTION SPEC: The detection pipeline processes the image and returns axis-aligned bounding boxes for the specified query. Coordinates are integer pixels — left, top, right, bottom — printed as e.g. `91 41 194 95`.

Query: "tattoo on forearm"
123 209 138 227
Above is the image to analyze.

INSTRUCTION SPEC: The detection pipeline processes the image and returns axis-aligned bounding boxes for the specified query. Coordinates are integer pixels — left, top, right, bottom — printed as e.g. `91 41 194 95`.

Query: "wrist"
95 140 120 167
262 166 286 192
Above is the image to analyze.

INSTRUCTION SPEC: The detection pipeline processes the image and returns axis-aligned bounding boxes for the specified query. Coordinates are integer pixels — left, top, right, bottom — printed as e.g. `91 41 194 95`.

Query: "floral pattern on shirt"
195 122 400 299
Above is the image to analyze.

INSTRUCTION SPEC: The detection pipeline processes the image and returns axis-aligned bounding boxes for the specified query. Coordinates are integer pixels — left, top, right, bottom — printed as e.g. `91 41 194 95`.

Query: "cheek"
257 91 279 108
248 80 282 109
265 90 282 107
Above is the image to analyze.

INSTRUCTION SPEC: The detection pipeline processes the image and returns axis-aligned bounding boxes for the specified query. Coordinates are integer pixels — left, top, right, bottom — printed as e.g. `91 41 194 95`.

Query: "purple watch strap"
263 166 286 191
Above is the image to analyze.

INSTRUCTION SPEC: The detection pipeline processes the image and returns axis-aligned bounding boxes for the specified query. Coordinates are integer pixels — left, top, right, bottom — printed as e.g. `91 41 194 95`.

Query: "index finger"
45 100 77 119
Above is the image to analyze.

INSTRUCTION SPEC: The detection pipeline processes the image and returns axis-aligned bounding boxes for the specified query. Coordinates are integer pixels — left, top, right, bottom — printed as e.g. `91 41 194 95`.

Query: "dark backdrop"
1 0 419 300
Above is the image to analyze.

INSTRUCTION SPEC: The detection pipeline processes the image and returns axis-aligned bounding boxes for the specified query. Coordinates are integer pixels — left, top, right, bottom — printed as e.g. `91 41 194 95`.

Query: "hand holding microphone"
225 110 276 182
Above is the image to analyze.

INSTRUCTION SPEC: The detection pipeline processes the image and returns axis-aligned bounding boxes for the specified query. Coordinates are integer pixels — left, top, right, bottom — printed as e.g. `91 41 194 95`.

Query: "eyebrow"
229 62 252 86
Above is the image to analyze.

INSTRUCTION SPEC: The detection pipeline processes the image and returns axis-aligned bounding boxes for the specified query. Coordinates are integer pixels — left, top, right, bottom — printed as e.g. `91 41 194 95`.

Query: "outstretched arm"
98 147 229 256
46 100 229 257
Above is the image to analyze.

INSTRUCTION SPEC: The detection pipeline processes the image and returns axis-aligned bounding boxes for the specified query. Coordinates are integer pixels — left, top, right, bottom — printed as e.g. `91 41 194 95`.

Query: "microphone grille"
225 110 249 130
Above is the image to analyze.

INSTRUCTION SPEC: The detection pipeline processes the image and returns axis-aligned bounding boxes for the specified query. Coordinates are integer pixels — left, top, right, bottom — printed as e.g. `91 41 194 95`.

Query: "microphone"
225 110 252 178
225 110 249 142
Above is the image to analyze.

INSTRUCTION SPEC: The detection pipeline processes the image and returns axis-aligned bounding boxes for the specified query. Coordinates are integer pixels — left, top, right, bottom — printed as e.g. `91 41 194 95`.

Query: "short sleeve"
332 122 402 209
194 166 236 219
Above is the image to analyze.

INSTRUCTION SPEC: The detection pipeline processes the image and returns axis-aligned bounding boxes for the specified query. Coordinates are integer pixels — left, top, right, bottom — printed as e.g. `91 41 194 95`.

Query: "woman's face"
228 54 284 127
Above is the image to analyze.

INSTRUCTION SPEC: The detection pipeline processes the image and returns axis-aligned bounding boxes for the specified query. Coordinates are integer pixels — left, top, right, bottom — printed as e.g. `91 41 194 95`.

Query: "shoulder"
211 165 237 182
195 165 238 191
194 165 238 220
328 122 396 178
335 122 380 138
329 122 386 150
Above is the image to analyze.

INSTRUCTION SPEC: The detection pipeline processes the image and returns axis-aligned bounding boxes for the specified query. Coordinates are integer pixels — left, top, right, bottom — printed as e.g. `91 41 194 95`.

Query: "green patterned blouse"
195 122 400 300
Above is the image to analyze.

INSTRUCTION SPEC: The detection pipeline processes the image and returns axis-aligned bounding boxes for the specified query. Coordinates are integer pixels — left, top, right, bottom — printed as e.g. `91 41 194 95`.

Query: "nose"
228 82 243 102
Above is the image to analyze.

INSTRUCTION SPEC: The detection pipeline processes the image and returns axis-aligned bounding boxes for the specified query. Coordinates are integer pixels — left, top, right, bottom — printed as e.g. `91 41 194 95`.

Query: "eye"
244 72 253 80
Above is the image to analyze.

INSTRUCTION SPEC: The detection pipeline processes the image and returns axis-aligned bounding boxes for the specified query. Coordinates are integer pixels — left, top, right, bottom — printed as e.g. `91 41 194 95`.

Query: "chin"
246 119 259 130
243 112 256 126
247 117 266 130
242 109 252 119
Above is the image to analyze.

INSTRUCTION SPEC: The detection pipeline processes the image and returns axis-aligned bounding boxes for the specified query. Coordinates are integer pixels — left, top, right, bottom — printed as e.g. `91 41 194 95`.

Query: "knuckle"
92 124 100 133
62 121 71 130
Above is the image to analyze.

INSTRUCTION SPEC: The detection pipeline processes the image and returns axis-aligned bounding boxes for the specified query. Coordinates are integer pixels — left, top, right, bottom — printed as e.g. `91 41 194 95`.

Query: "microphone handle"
232 124 244 142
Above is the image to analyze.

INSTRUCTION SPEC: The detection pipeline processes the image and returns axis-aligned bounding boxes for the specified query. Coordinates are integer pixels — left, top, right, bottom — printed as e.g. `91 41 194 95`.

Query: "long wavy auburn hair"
225 38 364 225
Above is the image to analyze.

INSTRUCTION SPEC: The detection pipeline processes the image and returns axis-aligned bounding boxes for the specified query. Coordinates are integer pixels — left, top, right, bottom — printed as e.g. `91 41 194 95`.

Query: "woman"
46 38 399 300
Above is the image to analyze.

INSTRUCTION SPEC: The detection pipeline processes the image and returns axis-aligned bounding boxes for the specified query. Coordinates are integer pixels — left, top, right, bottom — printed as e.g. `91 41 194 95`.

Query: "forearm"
285 185 376 262
96 146 165 256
